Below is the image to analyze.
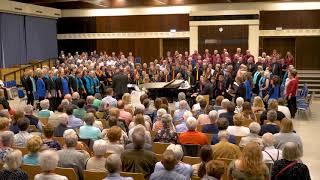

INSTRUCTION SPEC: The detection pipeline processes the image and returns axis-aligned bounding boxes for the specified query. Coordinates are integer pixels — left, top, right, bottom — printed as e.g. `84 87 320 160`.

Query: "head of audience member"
218 130 230 142
63 129 78 148
105 154 122 175
72 92 80 100
86 96 95 105
26 135 42 154
267 110 277 122
262 133 275 148
217 118 229 131
143 99 150 110
242 102 253 113
65 105 74 116
253 96 264 109
161 114 173 129
139 94 149 105
24 104 34 115
278 98 286 106
94 93 102 101
134 114 145 127
236 97 244 108
198 145 214 178
205 160 225 179
177 92 187 102
249 122 261 135
240 142 265 176
196 95 204 105
64 94 72 102
156 108 167 121
107 126 122 143
268 99 279 111
84 112 95 126
0 110 10 119
233 113 245 127
161 97 169 106
161 150 178 171
92 139 108 158
117 100 125 110
106 88 114 97
0 131 14 148
154 98 163 110
221 99 230 110
0 117 10 131
182 111 193 122
43 124 55 140
199 99 207 110
40 99 50 110
77 99 86 109
58 113 69 126
3 150 22 170
179 100 188 110
131 128 146 149
166 144 184 162
208 110 218 124
226 102 235 113
121 93 131 105
12 110 24 125
61 99 70 108
39 150 60 173
215 96 224 106
134 104 145 116
280 118 293 133
186 117 197 132
282 142 302 161
18 117 30 132
109 107 120 119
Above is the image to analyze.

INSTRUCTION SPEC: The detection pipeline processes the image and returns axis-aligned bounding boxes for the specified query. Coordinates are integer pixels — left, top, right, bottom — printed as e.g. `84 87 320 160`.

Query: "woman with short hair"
0 150 28 179
192 145 213 177
35 150 68 180
42 124 61 150
202 160 225 180
154 114 177 144
38 99 54 118
106 126 125 154
86 139 107 171
23 135 43 165
0 131 14 163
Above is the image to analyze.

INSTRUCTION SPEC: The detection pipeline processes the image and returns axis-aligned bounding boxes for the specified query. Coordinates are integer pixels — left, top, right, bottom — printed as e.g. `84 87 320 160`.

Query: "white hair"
86 95 95 104
262 133 274 147
39 150 59 172
4 150 22 170
0 131 14 146
58 113 69 125
135 104 145 112
236 97 244 107
249 122 261 134
166 144 184 161
24 104 34 114
221 99 230 109
63 129 78 147
218 130 229 140
157 108 167 118
106 154 122 173
283 142 302 161
186 117 197 131
93 140 108 156
208 110 218 122
179 100 188 110
177 92 186 101
183 111 193 121
61 99 70 106
72 92 80 100
40 99 50 110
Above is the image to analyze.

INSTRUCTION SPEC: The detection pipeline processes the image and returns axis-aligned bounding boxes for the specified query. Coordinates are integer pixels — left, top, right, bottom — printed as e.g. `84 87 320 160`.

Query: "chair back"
120 172 145 180
155 153 162 161
13 147 29 156
21 164 41 180
191 176 201 180
83 170 107 180
55 167 78 180
152 142 170 154
182 156 201 165
39 117 49 126
235 136 243 146
196 124 203 132
53 137 65 146
205 133 213 144
181 144 201 157
217 158 234 180
78 138 94 152
151 131 157 141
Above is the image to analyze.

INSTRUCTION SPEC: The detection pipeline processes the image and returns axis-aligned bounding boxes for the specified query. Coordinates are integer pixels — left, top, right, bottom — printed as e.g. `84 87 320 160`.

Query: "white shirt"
35 173 68 180
262 146 283 163
278 105 291 119
227 126 250 137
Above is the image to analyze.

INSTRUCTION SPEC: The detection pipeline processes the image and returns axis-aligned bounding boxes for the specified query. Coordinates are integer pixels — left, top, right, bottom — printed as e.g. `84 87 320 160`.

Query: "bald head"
262 133 274 147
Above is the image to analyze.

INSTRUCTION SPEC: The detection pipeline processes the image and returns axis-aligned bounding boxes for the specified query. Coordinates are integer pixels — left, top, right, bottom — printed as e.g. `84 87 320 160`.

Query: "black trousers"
287 96 297 118
27 93 34 105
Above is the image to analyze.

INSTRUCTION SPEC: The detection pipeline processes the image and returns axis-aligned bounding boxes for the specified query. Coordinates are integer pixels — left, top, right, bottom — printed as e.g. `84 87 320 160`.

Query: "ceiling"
13 0 309 9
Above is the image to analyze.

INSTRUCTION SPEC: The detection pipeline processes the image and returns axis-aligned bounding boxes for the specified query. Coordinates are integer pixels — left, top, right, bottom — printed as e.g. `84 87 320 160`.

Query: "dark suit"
270 63 281 77
25 76 34 105
112 72 128 99
68 75 77 93
192 68 203 82
201 82 214 100
247 63 256 73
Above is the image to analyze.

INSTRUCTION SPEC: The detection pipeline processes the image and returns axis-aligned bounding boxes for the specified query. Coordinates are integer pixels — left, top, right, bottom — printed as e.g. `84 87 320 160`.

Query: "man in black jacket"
112 69 128 99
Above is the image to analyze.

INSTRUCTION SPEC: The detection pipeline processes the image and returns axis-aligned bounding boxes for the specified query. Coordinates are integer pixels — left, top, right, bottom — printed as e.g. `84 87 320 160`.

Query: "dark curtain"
25 16 58 61
0 13 26 68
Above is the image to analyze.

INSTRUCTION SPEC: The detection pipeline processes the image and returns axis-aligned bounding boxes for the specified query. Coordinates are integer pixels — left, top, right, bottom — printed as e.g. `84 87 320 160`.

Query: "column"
189 25 198 53
248 24 260 60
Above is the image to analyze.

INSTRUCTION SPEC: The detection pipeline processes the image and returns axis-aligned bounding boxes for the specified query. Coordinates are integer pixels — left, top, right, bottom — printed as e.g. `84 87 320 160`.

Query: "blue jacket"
269 85 280 99
36 78 46 98
244 80 252 101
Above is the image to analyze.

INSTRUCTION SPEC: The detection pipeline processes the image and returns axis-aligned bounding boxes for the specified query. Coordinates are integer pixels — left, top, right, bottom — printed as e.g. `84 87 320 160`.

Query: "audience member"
175 111 193 133
202 110 219 134
38 99 54 118
259 110 280 135
0 150 28 179
239 122 263 147
104 154 133 180
105 126 125 154
79 112 101 140
202 160 225 180
154 114 177 143
23 135 42 165
226 113 250 136
0 131 14 163
66 105 83 129
42 124 61 150
262 133 283 164
212 131 241 159
260 99 285 124
86 139 108 171
192 145 213 177
53 113 70 137
179 117 208 145
219 102 235 125
13 117 32 147
211 118 236 145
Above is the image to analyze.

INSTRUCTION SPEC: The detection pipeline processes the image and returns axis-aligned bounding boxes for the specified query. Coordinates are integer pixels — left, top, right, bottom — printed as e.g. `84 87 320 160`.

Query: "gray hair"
161 114 172 125
135 104 145 112
236 97 244 107
4 150 22 170
208 110 218 123
183 111 193 121
132 127 145 149
179 100 188 110
166 144 184 161
106 154 122 173
40 99 50 110
267 110 277 122
0 131 14 146
178 92 186 101
282 142 302 161
39 150 59 172
221 99 230 109
24 104 34 115
58 113 69 125
63 129 78 147
186 117 197 131
249 122 261 134
86 95 95 104
157 108 167 118
262 133 274 147
72 92 80 100
93 140 108 156
84 112 95 125
218 130 229 140
61 99 70 107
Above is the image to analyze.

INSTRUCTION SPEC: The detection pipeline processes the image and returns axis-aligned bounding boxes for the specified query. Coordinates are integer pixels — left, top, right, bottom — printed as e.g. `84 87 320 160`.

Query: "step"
299 74 320 78
299 79 320 83
298 70 320 74
299 84 320 87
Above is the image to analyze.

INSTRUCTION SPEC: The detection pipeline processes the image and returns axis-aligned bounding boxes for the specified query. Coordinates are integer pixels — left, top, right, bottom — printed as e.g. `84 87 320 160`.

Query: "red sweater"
179 131 209 145
286 78 298 97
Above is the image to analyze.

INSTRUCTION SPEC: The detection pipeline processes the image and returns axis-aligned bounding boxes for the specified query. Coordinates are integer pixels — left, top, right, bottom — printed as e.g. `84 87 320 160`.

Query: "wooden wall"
198 25 248 55
58 39 97 54
162 39 189 57
259 37 295 57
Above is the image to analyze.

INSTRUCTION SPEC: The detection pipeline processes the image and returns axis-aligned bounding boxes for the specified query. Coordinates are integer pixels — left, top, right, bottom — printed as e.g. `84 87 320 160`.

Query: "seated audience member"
35 150 68 180
85 95 98 111
155 144 192 179
118 100 133 126
260 99 285 124
179 117 208 145
0 131 14 163
228 142 269 179
211 118 236 145
38 99 54 118
128 114 152 142
234 97 244 114
48 105 64 128
213 96 224 111
122 93 131 105
121 128 157 179
192 145 213 177
93 93 102 109
277 98 291 119
252 96 265 114
86 109 103 130
154 114 177 144
260 110 280 135
202 110 219 134
106 108 126 132
129 104 151 131
102 120 129 145
125 127 152 151
57 129 87 171
66 105 83 129
86 139 108 171
73 99 87 119
79 112 101 140
13 117 32 147
271 142 311 180
102 88 117 108
153 108 167 131
0 150 28 179
262 133 282 164
23 135 42 165
106 126 125 154
273 118 303 153
197 114 210 126
239 122 263 148
152 98 163 123
175 111 193 133
24 105 42 131
104 154 133 180
42 124 61 150
71 92 80 107
173 100 189 124
192 95 204 112
212 131 241 159
217 99 229 117
240 102 257 126
143 99 154 120
53 113 70 137
9 111 24 134
175 92 190 110
150 150 186 180
226 113 250 136
202 160 225 180
219 102 236 125
194 99 207 118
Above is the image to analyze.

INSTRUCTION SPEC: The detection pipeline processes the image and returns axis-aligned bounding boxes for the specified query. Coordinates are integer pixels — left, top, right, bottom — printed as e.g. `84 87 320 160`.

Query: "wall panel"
295 37 320 70
163 39 189 57
58 39 97 54
57 17 96 33
259 37 295 58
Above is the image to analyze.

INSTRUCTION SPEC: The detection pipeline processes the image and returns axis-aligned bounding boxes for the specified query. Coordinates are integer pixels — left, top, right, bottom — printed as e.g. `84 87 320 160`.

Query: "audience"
24 105 42 131
239 122 263 147
259 110 280 135
0 131 14 163
23 135 42 165
240 102 257 126
260 99 285 124
175 111 192 133
202 110 219 134
202 160 225 180
262 133 283 164
38 99 54 118
104 154 133 180
219 102 235 125
13 117 32 147
211 118 236 145
212 131 241 159
0 150 28 179
53 113 70 137
154 114 177 143
105 126 125 154
42 124 62 150
66 105 83 129
277 98 291 119
79 112 101 140
226 113 250 136
86 139 108 171
234 97 244 114
179 117 208 145
252 96 265 114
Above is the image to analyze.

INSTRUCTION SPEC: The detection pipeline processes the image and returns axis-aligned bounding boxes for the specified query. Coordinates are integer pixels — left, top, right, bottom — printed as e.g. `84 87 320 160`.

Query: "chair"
21 164 41 180
83 170 107 180
191 176 201 180
205 133 213 144
55 167 78 180
181 144 201 157
152 142 170 154
151 131 157 141
104 152 113 158
39 117 48 126
235 136 243 146
155 153 162 161
217 158 234 180
13 147 28 156
182 156 201 165
78 138 94 152
120 172 145 180
196 124 203 132
53 137 65 146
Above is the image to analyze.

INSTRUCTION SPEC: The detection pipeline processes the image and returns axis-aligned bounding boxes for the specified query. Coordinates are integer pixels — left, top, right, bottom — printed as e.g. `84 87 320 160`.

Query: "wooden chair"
152 142 170 154
155 153 162 161
53 137 65 146
151 131 157 141
83 170 107 180
39 117 48 126
21 164 41 180
13 147 29 156
120 172 145 180
182 156 201 165
235 136 243 146
181 144 201 157
217 158 234 180
55 167 78 180
191 176 201 180
203 95 210 105
196 124 203 132
104 152 113 158
205 133 213 144
78 138 94 152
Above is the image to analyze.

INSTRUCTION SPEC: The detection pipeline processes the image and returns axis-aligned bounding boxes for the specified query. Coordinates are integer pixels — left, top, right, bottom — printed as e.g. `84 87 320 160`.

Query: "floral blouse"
154 128 177 144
